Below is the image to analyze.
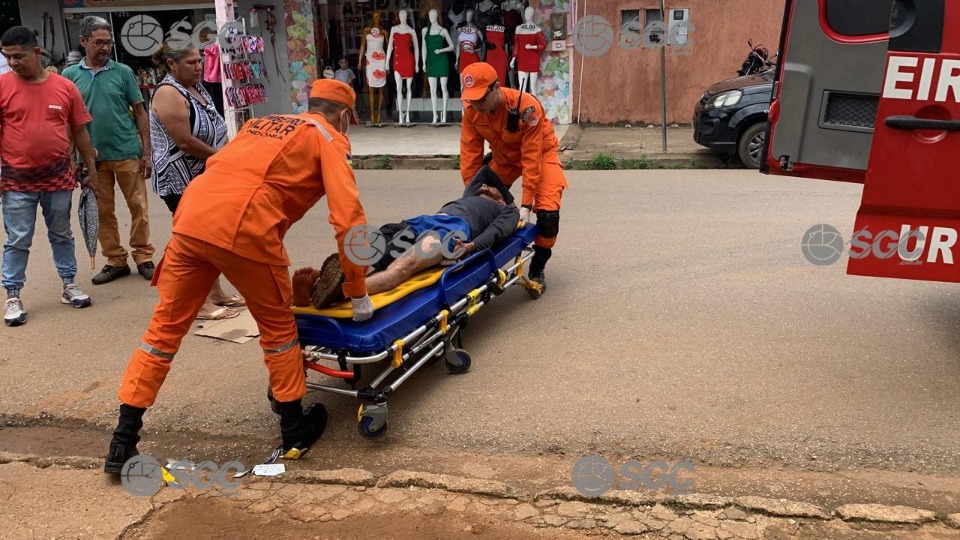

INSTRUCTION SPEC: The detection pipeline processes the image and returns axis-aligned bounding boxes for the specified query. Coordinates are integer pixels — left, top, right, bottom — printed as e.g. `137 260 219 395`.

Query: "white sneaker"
4 298 26 326
61 283 92 308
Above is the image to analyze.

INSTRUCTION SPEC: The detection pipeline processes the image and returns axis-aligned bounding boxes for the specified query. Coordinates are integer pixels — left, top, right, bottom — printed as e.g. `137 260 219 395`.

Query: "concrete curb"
2 452 957 529
351 152 733 171
376 469 524 500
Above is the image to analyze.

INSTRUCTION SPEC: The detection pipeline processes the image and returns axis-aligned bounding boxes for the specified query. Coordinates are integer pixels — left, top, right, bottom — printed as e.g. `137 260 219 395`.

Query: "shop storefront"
18 0 574 125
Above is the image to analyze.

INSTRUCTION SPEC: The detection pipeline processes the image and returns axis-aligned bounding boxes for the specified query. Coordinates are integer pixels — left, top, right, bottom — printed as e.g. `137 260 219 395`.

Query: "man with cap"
103 79 374 475
459 61 567 298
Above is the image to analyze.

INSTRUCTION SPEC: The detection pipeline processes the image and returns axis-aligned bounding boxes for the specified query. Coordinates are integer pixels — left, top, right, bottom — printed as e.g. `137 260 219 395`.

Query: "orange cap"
460 62 499 101
310 78 357 110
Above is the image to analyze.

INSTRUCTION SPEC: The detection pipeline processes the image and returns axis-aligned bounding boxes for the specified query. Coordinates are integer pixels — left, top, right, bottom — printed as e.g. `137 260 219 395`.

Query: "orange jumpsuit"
119 113 368 408
460 87 568 248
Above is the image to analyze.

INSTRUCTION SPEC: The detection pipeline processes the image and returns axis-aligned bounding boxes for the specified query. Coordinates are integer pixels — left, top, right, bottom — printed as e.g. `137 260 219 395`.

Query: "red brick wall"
572 0 783 124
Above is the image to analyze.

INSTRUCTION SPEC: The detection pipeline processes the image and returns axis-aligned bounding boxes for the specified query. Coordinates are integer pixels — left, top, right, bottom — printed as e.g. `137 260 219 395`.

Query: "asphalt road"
1 169 958 475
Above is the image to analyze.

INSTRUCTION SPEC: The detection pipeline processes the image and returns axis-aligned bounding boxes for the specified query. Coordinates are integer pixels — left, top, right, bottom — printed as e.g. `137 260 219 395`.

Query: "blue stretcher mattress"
295 225 538 353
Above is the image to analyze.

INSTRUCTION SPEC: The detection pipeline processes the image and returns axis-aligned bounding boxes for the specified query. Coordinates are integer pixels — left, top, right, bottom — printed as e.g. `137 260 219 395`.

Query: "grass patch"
451 155 460 170
371 154 392 170
590 153 617 170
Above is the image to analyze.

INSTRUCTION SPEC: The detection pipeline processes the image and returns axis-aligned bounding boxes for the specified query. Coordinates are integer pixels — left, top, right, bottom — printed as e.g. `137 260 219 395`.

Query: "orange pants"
491 156 567 249
118 234 305 408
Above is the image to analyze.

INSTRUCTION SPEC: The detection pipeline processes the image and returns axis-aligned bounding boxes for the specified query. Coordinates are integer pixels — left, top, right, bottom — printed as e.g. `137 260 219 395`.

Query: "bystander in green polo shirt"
62 59 144 161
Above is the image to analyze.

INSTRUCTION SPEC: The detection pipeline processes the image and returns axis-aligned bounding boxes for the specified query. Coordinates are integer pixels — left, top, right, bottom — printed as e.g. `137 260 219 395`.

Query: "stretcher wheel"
267 387 280 415
358 416 388 438
446 349 472 374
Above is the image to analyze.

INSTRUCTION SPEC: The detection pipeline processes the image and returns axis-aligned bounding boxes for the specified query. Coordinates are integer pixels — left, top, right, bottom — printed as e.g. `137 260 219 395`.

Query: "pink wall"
572 0 783 124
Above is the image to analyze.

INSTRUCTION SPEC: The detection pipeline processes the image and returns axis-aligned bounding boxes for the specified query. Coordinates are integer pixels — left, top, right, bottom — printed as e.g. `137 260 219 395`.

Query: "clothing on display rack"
513 30 545 73
223 60 266 81
448 6 466 50
502 5 522 43
226 84 267 107
203 44 222 83
391 32 416 78
424 31 450 78
484 26 508 85
457 27 482 72
475 1 502 31
364 31 388 88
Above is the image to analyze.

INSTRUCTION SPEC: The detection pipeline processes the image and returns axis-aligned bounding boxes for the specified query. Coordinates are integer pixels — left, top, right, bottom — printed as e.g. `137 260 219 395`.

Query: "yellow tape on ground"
292 267 447 319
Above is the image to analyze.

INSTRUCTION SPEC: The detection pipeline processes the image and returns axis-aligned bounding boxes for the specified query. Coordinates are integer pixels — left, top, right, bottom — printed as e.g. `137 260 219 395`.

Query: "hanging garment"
485 26 508 85
424 31 450 78
203 44 221 83
448 7 466 48
502 8 522 44
513 30 545 73
391 31 416 78
365 31 387 88
457 26 482 73
475 3 501 30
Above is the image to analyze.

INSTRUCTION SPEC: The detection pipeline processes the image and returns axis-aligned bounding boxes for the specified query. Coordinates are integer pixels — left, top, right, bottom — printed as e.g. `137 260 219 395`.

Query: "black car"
692 70 774 168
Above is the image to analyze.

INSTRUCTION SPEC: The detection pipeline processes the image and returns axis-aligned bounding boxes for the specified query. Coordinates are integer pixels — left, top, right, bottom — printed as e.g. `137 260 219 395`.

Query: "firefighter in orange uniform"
459 62 567 297
104 79 374 475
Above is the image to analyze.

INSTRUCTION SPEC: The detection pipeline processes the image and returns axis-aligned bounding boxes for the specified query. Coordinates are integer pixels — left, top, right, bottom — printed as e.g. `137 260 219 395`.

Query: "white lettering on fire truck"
896 225 957 264
882 55 960 102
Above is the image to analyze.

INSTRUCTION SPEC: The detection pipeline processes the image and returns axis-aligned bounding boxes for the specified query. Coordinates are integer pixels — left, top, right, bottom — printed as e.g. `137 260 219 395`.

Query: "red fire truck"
762 0 959 283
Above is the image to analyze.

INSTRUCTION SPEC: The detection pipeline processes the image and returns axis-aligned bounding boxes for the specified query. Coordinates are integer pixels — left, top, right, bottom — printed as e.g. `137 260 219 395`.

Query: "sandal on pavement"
196 306 240 320
213 295 246 308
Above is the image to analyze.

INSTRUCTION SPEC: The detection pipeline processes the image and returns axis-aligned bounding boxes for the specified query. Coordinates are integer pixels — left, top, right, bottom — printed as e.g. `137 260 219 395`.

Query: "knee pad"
536 210 560 238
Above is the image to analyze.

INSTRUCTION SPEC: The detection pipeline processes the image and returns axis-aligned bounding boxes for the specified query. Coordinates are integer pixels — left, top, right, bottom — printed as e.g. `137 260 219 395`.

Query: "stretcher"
287 224 541 438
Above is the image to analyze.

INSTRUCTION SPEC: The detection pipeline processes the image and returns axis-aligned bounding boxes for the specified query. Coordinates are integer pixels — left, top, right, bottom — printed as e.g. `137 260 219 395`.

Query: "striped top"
149 74 227 197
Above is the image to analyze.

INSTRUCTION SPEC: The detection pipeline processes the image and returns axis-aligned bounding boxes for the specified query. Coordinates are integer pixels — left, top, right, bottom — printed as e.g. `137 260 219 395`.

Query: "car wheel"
737 121 769 169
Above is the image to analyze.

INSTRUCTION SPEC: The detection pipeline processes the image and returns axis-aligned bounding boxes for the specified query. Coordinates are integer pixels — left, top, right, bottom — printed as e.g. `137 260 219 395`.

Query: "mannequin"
386 9 419 124
359 11 388 125
422 9 454 124
456 9 484 73
475 0 501 31
421 0 442 26
511 6 545 93
447 0 466 51
484 22 509 85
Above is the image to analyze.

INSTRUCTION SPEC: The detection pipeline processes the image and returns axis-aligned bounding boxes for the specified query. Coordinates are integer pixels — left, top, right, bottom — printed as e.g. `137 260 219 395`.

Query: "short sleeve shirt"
0 72 92 192
62 60 144 161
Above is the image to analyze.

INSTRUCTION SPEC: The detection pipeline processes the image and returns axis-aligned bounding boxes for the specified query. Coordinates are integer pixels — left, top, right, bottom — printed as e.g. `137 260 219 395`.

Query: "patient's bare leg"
366 236 445 294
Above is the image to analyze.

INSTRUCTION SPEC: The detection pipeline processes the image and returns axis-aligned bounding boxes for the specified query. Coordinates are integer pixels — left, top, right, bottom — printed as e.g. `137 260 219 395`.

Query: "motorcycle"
737 38 774 76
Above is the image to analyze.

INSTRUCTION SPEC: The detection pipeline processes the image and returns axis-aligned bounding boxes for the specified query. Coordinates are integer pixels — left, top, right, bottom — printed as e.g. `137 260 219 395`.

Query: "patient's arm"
471 204 520 251
364 235 445 295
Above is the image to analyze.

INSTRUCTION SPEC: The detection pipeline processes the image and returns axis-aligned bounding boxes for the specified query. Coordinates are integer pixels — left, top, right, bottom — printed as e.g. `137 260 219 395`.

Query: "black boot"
528 246 552 280
104 404 146 475
527 246 551 299
277 399 328 459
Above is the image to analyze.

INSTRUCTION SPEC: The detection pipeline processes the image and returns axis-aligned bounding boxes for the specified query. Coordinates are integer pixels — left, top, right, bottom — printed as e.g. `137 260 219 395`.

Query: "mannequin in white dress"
455 9 484 72
386 9 420 124
422 9 455 124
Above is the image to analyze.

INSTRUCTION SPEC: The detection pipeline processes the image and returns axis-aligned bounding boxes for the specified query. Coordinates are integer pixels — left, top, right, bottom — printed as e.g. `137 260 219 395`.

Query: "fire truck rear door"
847 0 960 283
763 0 890 182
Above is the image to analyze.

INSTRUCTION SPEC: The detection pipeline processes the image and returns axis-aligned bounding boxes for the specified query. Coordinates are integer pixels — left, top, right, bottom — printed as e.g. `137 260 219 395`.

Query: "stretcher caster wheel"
445 349 472 374
527 276 545 300
267 387 280 415
357 403 388 439
358 416 388 438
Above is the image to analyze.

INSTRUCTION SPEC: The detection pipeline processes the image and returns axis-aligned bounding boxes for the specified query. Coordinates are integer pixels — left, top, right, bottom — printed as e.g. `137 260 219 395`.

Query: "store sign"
120 14 218 57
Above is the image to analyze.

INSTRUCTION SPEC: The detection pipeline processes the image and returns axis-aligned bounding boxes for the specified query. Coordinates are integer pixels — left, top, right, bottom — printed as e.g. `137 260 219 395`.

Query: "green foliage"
590 153 617 170
452 155 461 170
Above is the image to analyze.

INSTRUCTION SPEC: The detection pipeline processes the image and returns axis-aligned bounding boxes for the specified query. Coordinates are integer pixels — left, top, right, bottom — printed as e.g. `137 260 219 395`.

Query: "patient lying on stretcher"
292 172 520 310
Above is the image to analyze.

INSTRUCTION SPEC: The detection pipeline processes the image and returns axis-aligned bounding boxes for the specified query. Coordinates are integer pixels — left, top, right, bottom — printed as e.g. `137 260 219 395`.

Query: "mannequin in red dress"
386 9 420 124
510 6 545 93
484 24 509 85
